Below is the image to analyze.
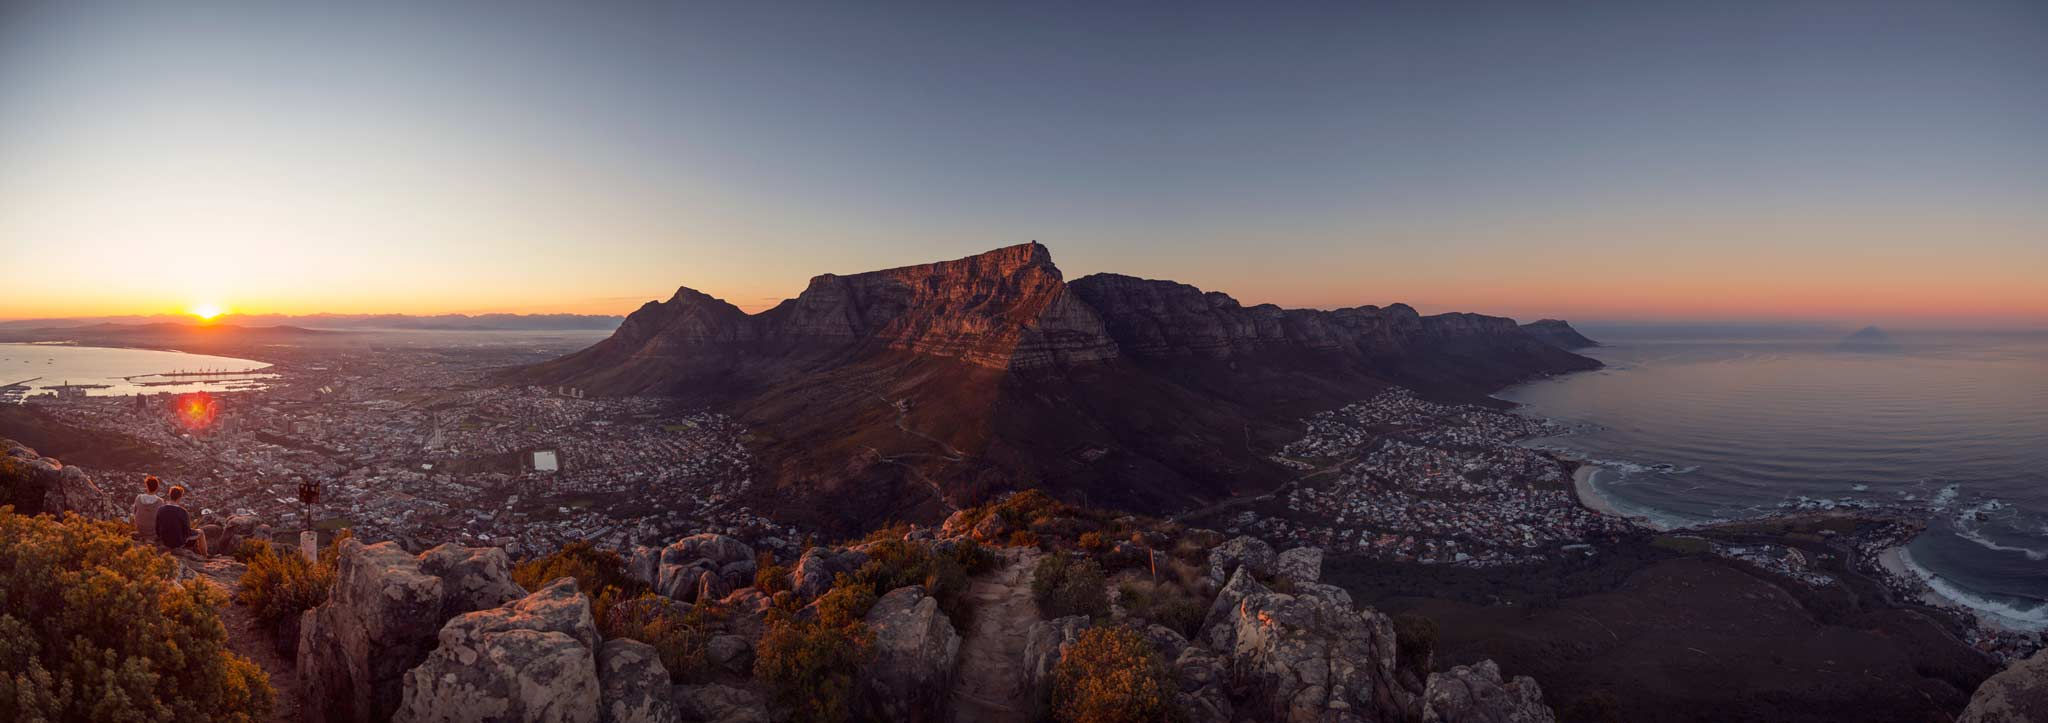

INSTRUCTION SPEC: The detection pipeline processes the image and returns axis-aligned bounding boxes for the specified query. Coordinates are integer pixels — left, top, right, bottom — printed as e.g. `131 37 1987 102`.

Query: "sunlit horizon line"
4 302 2045 332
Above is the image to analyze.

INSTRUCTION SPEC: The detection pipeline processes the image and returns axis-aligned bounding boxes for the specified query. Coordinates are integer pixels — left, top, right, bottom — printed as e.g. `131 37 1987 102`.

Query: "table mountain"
516 243 1598 533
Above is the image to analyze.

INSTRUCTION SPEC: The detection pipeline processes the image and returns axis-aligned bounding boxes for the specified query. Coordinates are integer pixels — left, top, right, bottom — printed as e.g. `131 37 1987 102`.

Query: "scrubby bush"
1033 551 1109 619
1077 531 1106 552
754 551 793 595
603 593 723 683
756 586 875 723
1050 626 1179 723
0 510 273 721
834 538 992 628
1393 613 1438 676
1116 578 1206 638
1008 530 1041 548
236 538 336 631
0 456 35 513
513 540 647 624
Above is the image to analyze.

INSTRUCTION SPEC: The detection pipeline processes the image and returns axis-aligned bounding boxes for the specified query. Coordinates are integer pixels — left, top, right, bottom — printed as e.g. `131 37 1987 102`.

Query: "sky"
2 0 2044 326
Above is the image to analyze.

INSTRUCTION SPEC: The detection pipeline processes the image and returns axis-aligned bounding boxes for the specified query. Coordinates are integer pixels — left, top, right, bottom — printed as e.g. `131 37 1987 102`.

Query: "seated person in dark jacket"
154 485 207 555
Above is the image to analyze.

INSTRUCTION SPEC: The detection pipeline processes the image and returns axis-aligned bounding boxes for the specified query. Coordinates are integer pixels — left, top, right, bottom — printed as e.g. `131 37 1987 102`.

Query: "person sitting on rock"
154 485 206 555
132 475 164 543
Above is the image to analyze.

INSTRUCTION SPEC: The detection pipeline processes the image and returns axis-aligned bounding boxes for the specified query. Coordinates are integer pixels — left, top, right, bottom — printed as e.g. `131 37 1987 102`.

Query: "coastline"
1570 463 1625 518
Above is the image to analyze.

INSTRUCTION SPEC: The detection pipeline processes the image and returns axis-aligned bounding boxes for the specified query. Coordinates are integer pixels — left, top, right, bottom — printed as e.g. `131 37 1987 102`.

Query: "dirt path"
181 556 307 723
948 547 1044 723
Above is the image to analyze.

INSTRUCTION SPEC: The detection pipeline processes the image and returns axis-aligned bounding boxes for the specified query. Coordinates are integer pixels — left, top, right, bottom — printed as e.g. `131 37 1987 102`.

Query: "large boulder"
393 578 603 723
859 586 962 721
655 534 753 602
706 634 753 675
657 560 714 601
598 639 682 723
939 509 976 538
418 543 526 618
1022 615 1092 704
788 547 865 599
1420 660 1554 723
627 546 661 588
0 443 118 518
298 539 525 723
1173 645 1234 723
298 541 453 723
1206 535 1275 587
1962 648 2048 723
1214 589 1421 722
662 533 754 569
210 513 265 556
1201 566 1270 650
1273 547 1324 585
673 684 769 723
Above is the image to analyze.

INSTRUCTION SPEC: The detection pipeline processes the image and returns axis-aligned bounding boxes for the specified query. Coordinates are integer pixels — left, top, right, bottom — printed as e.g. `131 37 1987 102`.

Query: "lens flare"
176 392 216 430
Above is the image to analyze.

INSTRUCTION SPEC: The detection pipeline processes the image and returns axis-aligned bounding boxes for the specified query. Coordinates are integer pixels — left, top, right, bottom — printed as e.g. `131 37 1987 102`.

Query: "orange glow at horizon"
188 303 224 322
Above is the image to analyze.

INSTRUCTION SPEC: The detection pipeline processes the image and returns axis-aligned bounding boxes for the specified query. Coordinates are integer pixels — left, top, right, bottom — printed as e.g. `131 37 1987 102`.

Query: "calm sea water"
0 343 275 398
1500 327 2048 628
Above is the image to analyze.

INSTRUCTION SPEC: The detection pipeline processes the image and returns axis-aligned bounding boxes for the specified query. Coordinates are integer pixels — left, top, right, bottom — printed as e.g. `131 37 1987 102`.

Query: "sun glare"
189 303 223 321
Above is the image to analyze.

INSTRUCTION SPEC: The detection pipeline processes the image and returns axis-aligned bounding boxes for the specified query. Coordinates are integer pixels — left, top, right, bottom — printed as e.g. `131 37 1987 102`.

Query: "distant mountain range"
517 242 1600 533
0 313 624 332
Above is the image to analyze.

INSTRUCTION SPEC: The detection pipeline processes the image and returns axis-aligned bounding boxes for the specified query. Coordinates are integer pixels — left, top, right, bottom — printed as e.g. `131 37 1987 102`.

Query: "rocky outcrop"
298 539 524 723
393 578 603 723
1273 546 1323 585
1518 319 1597 350
597 639 681 723
417 543 527 620
1961 649 2048 723
657 534 753 602
0 440 118 518
859 586 962 721
1217 588 1420 721
1191 543 1550 723
789 546 866 599
1202 567 1270 650
627 546 660 589
1420 661 1555 723
1205 535 1275 587
673 684 769 723
1172 645 1234 723
1022 615 1092 704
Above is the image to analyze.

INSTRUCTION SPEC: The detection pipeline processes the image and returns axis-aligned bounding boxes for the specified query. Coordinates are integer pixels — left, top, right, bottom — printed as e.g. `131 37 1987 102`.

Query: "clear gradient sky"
2 1 2044 325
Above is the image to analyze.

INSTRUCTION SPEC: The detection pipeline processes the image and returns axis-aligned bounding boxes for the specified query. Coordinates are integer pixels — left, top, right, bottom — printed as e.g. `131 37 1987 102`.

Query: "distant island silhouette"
1835 325 1899 352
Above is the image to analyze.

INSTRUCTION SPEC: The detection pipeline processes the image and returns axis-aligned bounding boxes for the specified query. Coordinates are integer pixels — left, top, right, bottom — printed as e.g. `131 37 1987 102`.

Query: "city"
1199 389 1634 566
24 337 792 558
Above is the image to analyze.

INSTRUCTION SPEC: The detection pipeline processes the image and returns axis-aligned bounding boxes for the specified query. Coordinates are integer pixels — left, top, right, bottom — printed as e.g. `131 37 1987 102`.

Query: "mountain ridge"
517 243 1600 531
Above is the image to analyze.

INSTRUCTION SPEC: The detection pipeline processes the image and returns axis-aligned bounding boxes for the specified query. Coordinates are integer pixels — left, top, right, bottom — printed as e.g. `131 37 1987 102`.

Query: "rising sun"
189 303 224 321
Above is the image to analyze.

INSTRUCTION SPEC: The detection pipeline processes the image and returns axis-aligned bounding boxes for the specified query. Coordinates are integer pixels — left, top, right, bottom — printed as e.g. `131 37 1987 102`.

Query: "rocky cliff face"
522 243 1118 396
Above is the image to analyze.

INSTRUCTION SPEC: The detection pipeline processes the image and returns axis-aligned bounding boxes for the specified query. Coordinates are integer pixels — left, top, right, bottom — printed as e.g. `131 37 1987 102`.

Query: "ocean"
0 343 276 399
1499 326 2048 629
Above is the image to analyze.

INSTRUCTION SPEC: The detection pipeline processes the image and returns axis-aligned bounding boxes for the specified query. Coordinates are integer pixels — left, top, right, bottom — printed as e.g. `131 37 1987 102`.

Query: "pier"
123 368 269 381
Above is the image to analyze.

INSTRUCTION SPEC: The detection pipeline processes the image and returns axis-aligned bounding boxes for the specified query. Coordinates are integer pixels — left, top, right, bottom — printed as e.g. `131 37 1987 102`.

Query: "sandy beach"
1572 463 1629 518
